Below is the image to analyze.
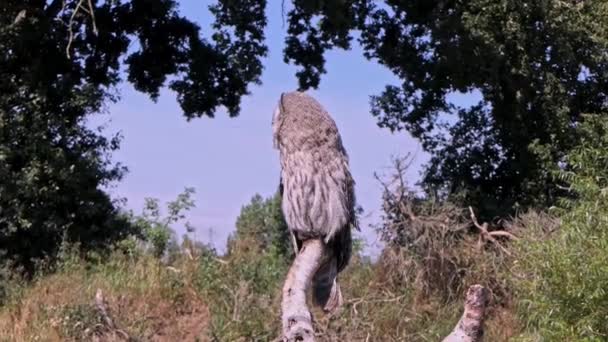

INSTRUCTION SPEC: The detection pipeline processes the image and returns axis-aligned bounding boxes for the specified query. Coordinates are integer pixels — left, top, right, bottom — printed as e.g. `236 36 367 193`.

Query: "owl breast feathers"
273 91 356 273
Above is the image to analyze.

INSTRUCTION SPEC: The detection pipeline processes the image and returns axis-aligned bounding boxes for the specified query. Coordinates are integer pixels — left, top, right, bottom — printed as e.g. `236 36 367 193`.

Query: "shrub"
513 115 608 340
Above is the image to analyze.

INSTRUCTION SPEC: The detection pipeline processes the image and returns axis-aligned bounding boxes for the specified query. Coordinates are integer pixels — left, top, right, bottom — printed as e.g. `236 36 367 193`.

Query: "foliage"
228 191 293 260
0 0 267 271
0 250 212 341
4 0 605 274
513 115 608 341
128 187 196 258
195 239 287 340
13 165 588 341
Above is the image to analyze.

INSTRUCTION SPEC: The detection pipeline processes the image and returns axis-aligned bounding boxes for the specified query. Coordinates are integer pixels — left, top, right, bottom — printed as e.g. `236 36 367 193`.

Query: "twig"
347 294 409 316
468 207 518 256
87 0 98 35
95 288 116 329
214 257 229 265
94 289 131 340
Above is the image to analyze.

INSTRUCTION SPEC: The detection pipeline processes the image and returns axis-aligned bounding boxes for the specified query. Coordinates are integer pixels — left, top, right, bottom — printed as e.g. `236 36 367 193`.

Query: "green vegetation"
514 116 608 341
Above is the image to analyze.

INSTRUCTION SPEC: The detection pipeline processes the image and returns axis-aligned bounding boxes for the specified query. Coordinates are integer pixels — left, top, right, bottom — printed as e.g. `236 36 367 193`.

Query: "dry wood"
93 289 131 341
442 285 489 342
281 239 329 342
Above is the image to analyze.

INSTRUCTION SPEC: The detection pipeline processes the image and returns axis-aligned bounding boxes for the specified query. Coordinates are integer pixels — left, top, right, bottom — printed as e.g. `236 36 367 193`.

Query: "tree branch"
442 284 489 342
469 207 518 255
281 239 328 342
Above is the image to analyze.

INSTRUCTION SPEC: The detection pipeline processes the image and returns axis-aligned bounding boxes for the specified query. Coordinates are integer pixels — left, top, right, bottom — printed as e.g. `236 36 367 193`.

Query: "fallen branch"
442 284 489 342
281 239 328 342
469 207 518 255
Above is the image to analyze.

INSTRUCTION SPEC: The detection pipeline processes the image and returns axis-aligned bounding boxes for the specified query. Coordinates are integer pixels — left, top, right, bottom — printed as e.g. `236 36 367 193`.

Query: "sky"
94 1 431 256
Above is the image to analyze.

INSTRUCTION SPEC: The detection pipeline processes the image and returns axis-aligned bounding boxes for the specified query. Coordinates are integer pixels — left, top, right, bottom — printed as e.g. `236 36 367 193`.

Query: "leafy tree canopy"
229 192 292 260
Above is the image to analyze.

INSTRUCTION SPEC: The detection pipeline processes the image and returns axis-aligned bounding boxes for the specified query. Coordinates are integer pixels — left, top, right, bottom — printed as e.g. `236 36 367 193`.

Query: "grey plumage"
273 91 356 312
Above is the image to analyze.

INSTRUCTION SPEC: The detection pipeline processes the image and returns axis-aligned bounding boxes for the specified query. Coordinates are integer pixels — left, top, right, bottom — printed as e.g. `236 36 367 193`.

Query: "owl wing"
279 175 302 254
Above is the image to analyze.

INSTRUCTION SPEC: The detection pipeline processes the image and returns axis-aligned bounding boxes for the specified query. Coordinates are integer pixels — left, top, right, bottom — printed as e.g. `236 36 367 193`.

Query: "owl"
273 91 356 312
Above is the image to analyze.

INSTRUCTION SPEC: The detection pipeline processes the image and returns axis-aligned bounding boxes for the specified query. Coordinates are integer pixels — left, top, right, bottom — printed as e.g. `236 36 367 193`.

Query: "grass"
0 237 523 341
0 252 210 341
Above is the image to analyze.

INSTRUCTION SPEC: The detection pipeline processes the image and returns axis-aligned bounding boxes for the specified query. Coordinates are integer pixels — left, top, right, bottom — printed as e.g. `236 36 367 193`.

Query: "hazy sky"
95 1 431 256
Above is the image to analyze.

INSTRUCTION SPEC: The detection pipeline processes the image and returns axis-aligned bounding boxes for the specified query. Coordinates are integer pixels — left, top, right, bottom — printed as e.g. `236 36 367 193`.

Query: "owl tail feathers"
314 279 343 313
312 257 343 314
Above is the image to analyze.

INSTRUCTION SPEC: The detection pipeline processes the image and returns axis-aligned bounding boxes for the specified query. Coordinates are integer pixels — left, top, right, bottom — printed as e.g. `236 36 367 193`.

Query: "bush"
128 187 196 259
375 157 513 304
513 115 608 340
228 192 292 260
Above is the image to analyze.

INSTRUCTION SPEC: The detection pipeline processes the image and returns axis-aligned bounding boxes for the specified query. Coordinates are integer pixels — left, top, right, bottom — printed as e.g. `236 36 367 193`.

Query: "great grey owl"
272 91 356 312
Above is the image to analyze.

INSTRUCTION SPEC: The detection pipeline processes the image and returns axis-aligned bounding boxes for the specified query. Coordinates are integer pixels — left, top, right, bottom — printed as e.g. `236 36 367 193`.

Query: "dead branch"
95 289 116 330
2 9 26 32
13 10 27 26
281 239 329 342
469 207 518 256
442 284 489 342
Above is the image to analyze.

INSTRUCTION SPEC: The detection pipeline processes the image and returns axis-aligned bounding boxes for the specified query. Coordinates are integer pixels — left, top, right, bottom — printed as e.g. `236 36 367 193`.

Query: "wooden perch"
281 239 328 342
442 285 489 342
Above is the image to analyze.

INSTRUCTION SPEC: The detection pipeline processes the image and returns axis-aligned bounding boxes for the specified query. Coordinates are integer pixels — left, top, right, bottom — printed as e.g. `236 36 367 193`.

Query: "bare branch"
469 207 517 255
281 239 328 342
442 284 489 342
66 0 86 58
87 0 98 35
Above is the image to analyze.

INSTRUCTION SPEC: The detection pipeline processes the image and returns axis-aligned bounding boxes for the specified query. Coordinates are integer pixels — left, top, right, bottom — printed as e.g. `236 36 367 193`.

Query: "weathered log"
281 239 328 342
442 285 489 342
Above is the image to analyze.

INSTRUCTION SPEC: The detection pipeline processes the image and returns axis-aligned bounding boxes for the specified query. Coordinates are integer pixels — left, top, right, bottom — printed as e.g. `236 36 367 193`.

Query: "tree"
281 0 608 218
229 192 292 259
0 0 267 271
129 187 196 259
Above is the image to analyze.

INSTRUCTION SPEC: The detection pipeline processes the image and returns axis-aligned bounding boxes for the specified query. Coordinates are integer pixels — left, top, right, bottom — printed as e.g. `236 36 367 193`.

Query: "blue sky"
94 1 430 256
